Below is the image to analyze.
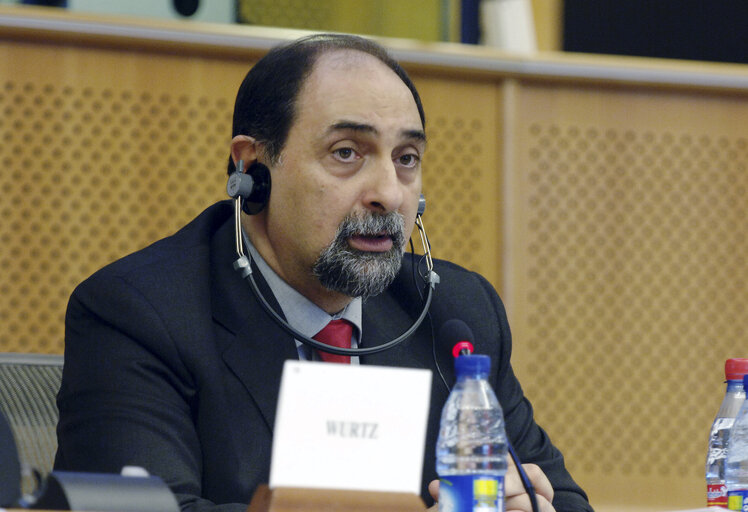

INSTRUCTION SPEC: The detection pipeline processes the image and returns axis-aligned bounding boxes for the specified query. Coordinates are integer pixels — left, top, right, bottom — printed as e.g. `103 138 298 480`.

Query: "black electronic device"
226 160 271 215
30 471 179 512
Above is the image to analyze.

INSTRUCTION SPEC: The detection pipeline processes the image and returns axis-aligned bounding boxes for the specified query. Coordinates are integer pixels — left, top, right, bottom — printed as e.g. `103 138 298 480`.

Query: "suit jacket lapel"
210 216 298 432
360 262 434 370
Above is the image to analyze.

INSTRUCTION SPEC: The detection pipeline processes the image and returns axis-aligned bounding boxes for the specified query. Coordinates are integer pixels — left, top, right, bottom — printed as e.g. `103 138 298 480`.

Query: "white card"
269 360 433 495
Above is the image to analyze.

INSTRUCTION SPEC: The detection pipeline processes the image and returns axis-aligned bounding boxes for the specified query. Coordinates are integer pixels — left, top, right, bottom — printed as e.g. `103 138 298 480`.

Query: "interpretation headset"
226 159 439 356
225 161 271 215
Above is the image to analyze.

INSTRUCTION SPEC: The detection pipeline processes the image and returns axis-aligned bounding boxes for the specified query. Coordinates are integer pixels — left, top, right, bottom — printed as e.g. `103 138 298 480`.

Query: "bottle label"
708 483 728 507
708 418 736 465
727 489 748 511
439 474 505 512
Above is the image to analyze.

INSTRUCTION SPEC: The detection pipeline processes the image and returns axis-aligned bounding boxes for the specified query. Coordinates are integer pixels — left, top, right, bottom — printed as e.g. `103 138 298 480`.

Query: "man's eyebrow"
328 121 427 144
328 121 378 135
402 129 427 144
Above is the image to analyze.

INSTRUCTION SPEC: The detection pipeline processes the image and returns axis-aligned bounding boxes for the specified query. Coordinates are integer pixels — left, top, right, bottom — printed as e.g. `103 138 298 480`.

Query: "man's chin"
316 255 403 300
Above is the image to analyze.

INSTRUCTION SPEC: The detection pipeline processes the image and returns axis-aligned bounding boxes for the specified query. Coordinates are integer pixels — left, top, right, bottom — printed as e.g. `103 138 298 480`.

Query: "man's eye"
333 148 357 161
398 154 420 167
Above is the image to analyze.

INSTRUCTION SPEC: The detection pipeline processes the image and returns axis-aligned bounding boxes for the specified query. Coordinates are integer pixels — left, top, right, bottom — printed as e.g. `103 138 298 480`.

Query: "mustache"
335 211 406 249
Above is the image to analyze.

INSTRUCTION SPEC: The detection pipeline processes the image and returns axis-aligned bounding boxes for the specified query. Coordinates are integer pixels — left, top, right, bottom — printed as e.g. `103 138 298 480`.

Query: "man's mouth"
347 233 394 252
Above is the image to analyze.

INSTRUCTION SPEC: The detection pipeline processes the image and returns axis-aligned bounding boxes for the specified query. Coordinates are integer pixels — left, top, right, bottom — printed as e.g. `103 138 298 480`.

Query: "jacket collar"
210 208 298 431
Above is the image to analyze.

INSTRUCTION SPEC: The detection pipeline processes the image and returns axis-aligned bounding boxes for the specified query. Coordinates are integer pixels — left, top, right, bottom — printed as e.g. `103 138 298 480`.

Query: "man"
55 34 593 512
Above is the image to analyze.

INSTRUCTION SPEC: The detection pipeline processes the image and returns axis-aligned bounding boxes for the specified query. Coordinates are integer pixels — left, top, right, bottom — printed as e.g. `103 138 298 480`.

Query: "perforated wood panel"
0 41 248 354
507 83 748 508
415 77 502 286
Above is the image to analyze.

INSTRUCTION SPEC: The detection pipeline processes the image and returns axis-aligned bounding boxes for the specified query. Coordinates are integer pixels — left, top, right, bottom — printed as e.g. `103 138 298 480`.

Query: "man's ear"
230 135 259 170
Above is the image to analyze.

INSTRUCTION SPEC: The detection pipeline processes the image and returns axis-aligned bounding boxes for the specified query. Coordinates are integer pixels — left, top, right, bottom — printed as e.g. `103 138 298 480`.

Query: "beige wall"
532 0 563 51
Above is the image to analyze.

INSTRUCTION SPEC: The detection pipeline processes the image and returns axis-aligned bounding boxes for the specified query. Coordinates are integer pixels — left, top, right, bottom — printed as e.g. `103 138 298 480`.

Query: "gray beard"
313 211 406 300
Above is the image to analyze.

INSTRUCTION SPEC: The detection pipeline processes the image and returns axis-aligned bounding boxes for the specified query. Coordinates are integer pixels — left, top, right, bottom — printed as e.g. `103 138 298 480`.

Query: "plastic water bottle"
725 373 748 511
436 355 508 512
706 358 748 508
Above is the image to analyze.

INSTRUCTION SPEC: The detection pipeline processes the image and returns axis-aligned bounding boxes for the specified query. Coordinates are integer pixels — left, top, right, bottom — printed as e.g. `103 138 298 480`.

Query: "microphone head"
438 319 475 359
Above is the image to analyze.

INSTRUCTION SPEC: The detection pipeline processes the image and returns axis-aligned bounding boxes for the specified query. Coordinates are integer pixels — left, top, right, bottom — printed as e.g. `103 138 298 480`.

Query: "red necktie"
313 319 353 364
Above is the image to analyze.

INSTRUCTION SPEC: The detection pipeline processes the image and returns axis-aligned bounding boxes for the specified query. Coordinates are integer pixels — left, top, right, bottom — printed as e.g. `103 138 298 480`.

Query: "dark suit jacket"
55 201 592 512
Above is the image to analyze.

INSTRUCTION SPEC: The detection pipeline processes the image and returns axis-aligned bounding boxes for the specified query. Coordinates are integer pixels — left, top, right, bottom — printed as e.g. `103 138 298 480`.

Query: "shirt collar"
241 229 362 340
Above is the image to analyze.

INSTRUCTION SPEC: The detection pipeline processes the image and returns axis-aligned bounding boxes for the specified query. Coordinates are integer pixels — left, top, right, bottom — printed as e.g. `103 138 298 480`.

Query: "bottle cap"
455 354 491 377
725 359 748 381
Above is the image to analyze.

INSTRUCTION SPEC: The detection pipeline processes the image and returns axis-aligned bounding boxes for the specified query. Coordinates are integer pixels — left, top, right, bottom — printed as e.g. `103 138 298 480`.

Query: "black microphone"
437 319 541 512
438 318 475 358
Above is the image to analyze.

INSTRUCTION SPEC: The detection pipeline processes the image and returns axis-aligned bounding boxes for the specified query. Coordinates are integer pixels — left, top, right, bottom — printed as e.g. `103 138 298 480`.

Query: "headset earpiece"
226 159 271 215
241 161 271 215
417 193 426 217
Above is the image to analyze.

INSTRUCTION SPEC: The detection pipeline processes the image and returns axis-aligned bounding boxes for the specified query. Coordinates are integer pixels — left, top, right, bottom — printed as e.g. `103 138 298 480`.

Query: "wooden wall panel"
0 41 251 353
506 82 748 509
413 75 503 288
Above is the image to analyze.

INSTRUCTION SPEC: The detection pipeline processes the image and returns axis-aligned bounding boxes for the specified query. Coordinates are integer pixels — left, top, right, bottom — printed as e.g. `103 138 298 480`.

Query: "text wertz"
326 421 379 439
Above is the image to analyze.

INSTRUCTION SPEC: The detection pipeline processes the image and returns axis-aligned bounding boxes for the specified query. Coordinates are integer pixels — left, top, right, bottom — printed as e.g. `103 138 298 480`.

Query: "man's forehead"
315 48 378 69
296 50 423 133
303 49 396 89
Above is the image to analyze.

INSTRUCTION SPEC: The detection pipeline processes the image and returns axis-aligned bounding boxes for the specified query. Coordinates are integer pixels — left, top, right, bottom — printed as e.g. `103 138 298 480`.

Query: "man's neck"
242 216 353 314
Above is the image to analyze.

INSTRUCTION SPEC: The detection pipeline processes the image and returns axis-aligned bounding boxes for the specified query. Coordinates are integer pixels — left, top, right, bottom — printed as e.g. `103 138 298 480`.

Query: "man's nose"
362 159 404 214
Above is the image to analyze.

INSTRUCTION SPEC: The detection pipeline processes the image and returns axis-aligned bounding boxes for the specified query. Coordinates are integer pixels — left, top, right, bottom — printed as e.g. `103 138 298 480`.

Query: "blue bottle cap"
455 354 491 378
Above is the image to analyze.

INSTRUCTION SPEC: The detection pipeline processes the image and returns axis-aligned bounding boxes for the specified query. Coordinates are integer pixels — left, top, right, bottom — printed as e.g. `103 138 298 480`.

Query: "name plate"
269 361 432 494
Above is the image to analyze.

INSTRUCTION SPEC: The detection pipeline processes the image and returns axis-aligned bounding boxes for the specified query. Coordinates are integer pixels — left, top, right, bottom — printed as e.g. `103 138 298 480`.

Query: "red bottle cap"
725 358 748 380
